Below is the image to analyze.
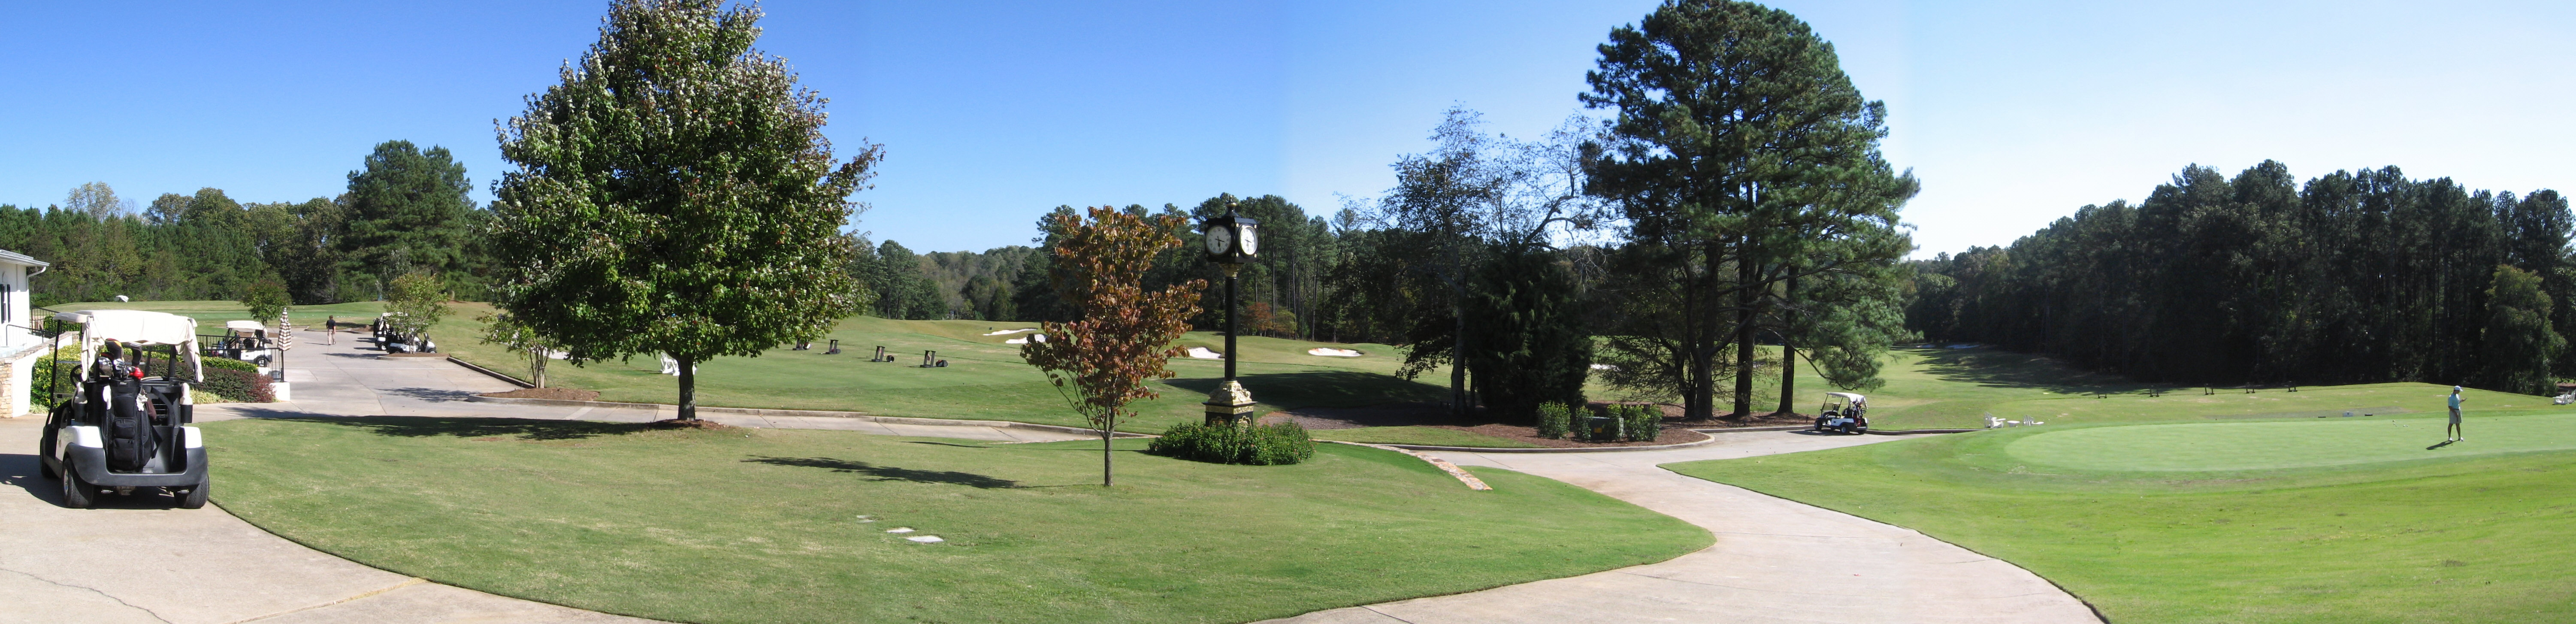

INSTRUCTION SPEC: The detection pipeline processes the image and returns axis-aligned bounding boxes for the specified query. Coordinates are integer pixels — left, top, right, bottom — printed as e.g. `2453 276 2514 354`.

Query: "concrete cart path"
1264 433 2102 624
0 326 1086 624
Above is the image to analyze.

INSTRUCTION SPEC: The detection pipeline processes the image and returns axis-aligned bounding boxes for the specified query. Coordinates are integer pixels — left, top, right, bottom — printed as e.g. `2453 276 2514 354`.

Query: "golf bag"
99 361 156 472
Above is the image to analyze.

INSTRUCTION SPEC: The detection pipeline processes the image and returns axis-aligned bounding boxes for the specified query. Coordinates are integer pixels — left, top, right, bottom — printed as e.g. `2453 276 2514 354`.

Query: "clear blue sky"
3 1 2569 257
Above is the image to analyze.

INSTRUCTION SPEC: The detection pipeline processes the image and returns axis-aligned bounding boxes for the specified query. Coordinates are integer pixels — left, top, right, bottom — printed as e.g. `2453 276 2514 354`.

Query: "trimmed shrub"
1623 404 1662 442
1535 402 1572 439
1147 421 1315 465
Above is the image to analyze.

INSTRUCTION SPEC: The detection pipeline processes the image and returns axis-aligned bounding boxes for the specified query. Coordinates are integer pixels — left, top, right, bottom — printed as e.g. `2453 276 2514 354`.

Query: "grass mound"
1665 415 2576 623
205 417 1709 624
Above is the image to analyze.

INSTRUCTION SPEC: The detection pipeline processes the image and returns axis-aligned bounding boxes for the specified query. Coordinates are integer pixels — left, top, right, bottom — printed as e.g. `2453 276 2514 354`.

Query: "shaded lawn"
206 416 1710 624
1665 417 2576 623
1305 426 1543 448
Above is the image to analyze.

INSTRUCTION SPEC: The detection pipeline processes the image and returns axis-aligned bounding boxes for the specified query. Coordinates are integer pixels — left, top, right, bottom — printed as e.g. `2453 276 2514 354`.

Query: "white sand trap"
983 328 1040 336
884 527 914 533
906 536 945 543
1590 363 1618 370
1186 347 1224 359
1004 334 1047 345
1307 348 1364 357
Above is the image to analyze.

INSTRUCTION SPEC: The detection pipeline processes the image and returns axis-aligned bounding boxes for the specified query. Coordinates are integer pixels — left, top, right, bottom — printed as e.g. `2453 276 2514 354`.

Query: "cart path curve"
1259 438 2103 624
0 326 1088 624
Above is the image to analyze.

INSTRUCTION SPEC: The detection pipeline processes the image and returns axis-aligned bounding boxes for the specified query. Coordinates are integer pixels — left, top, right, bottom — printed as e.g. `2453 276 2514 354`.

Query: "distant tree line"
1908 161 2573 394
3 140 489 309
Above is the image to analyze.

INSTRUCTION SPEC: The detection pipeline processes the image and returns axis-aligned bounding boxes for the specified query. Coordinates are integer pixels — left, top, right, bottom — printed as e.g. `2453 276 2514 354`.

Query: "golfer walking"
2447 386 2466 441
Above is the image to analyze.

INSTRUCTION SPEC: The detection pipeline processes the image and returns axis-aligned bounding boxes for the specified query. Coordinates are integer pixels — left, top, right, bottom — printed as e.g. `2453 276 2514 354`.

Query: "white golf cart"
1813 392 1870 435
372 312 434 353
209 320 277 366
36 310 212 509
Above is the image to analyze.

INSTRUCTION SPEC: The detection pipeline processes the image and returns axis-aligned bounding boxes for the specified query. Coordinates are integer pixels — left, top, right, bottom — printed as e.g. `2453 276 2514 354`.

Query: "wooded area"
1908 161 2573 394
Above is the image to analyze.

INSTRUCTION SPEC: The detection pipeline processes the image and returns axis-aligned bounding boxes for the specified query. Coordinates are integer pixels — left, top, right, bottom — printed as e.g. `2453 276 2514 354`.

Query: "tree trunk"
1449 241 1470 420
1101 412 1115 487
676 355 696 421
1776 274 1798 417
1776 341 1796 417
1732 245 1758 420
1687 244 1716 420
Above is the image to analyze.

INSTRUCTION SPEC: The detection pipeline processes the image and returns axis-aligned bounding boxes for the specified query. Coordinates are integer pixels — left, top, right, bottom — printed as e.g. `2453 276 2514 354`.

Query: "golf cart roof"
1824 392 1866 401
224 320 264 333
58 309 200 345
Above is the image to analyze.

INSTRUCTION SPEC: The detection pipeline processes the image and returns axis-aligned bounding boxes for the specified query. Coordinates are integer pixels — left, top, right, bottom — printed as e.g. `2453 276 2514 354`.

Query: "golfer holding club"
2447 386 2466 442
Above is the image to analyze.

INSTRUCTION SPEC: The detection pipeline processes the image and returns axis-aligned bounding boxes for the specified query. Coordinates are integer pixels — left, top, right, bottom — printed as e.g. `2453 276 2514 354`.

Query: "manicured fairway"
2007 413 2576 472
205 417 1710 624
1667 415 2576 623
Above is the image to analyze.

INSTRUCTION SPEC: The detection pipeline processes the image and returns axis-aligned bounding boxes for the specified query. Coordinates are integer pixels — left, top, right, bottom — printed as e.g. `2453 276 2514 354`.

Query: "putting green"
2005 412 2576 472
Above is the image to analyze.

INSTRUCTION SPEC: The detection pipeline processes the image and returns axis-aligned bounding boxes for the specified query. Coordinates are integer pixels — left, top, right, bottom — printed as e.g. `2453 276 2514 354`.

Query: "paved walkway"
1264 436 2101 624
6 325 2095 624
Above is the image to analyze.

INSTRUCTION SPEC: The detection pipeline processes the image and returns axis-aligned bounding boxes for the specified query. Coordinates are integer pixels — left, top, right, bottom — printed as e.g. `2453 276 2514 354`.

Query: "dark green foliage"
1535 402 1573 439
1146 422 1316 465
198 365 275 403
1909 163 2572 391
1583 0 1916 419
1461 247 1592 424
1621 404 1661 442
241 279 289 326
863 240 949 320
488 0 876 420
2481 265 2564 394
341 140 478 291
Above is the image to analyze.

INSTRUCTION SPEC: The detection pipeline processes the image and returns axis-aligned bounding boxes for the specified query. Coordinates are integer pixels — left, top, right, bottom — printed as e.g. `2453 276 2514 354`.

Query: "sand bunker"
1004 334 1046 345
1307 348 1364 357
982 328 1040 336
1185 347 1224 359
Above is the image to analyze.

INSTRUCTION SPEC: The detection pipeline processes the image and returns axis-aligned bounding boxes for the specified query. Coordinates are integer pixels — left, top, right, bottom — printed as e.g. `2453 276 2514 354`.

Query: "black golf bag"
98 359 156 472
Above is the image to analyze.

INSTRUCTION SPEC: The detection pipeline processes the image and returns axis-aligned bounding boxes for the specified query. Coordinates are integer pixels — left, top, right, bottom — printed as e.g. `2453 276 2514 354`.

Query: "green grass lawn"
204 416 1710 624
1666 414 2576 623
1306 426 1542 448
55 300 1454 433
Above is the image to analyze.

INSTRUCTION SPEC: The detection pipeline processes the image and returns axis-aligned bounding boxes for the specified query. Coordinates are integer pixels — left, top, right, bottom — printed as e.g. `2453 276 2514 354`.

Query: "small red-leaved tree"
1021 206 1207 487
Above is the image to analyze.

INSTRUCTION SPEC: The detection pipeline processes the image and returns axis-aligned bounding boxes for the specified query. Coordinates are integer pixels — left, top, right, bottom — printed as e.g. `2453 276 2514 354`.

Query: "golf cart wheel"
175 478 210 509
1838 422 1856 435
60 463 96 509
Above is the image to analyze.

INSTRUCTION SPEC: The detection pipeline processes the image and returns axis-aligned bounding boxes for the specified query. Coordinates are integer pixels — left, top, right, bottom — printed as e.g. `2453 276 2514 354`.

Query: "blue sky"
3 1 2569 256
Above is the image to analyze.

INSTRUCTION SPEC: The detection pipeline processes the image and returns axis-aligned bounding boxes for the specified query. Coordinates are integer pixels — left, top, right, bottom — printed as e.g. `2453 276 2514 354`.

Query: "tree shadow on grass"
238 413 650 440
742 456 1019 489
1908 347 2157 395
1163 370 1448 409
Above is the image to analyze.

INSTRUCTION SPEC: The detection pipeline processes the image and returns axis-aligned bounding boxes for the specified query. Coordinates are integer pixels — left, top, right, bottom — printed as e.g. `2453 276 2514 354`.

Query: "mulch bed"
382 352 450 358
479 387 604 402
1262 401 1733 448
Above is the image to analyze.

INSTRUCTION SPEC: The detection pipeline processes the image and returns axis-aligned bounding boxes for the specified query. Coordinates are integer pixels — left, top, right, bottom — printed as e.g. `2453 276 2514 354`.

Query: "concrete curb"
1868 428 1981 435
460 394 1152 438
444 356 536 388
1321 441 1493 491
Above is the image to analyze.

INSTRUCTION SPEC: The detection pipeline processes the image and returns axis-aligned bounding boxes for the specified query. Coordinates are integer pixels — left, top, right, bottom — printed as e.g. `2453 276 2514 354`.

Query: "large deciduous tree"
1020 207 1207 487
489 0 878 421
2481 265 2564 395
1584 0 1913 419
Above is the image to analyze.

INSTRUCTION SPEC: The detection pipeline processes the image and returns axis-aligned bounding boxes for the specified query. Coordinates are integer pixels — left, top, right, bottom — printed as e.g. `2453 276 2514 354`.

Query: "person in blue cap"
2447 386 2465 442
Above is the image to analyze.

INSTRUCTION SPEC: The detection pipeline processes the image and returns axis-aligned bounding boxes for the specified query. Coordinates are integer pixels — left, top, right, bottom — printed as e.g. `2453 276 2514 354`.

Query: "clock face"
1239 225 1258 256
1205 226 1233 255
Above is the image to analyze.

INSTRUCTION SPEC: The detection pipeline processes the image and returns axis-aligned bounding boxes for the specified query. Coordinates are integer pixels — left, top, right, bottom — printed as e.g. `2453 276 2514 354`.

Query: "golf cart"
36 309 212 509
1813 392 1870 435
372 312 434 353
208 320 277 366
